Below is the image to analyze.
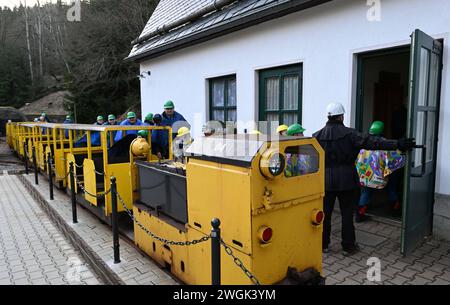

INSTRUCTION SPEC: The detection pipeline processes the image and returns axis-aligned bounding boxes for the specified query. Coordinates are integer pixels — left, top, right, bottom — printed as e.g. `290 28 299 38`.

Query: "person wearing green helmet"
137 130 149 138
39 112 50 122
161 100 190 139
114 111 143 142
63 115 73 137
356 120 405 222
287 123 306 136
313 103 415 256
104 114 117 126
144 113 154 126
94 115 105 125
285 123 309 178
369 121 384 136
64 115 73 124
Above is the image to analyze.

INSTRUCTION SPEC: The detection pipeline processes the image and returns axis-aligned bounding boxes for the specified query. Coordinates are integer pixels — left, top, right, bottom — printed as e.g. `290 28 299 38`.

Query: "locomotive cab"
133 134 325 285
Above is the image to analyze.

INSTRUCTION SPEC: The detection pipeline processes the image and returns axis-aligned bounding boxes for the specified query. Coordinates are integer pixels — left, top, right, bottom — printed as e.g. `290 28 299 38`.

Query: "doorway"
356 46 410 222
355 30 443 255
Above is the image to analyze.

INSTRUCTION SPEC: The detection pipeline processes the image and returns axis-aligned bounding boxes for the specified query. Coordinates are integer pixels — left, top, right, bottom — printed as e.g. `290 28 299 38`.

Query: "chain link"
75 177 111 198
52 167 70 180
220 240 261 285
114 189 210 246
71 161 103 175
94 169 104 176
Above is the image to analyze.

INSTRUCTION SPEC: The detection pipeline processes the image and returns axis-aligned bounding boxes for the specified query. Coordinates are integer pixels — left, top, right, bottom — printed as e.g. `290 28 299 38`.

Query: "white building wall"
139 0 450 195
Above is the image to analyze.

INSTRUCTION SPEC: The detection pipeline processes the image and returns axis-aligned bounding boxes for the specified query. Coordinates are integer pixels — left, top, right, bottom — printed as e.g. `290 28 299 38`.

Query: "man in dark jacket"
313 103 415 256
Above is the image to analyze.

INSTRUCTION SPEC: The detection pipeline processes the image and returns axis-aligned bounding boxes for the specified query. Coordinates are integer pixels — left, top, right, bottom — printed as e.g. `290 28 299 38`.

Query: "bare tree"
24 0 34 84
35 0 44 77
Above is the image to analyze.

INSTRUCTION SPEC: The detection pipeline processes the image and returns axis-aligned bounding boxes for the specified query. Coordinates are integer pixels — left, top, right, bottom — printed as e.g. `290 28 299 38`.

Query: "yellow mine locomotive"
130 134 325 285
6 122 326 285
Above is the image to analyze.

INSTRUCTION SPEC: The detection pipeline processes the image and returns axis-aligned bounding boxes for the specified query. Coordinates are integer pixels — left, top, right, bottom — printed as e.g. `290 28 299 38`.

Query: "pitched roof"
127 0 331 62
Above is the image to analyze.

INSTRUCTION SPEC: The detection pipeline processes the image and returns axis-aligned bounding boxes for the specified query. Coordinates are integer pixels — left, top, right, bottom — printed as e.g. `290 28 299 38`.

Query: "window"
259 64 302 130
209 75 237 123
284 145 319 177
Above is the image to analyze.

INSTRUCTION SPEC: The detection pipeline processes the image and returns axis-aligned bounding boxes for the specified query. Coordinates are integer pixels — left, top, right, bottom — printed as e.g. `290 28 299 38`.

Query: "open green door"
401 29 443 255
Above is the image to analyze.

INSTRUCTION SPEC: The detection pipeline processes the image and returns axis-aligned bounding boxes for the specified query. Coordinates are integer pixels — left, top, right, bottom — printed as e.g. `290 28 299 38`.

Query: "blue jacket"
162 111 190 139
162 111 187 127
74 132 101 147
151 123 170 157
63 119 72 138
114 119 143 142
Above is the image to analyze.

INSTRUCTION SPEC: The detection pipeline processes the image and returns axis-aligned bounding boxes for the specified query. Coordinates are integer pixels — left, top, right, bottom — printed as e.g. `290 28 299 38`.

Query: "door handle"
411 145 427 178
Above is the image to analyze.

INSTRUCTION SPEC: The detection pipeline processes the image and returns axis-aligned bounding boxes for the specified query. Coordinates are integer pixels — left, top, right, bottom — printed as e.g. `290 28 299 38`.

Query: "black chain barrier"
75 177 112 199
51 164 70 180
220 239 261 285
115 189 210 246
113 186 260 284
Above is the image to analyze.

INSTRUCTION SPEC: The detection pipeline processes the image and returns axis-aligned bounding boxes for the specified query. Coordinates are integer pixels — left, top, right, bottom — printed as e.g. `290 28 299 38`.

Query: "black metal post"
47 153 54 200
32 147 38 185
211 218 221 285
24 142 29 175
111 176 120 264
69 162 78 224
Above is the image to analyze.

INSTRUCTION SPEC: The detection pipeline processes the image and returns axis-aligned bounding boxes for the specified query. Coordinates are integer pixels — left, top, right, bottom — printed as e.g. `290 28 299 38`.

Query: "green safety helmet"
137 130 148 138
97 115 104 121
145 113 154 121
108 114 116 120
41 113 47 117
66 115 72 120
287 123 306 136
369 121 384 135
164 100 174 109
127 111 136 119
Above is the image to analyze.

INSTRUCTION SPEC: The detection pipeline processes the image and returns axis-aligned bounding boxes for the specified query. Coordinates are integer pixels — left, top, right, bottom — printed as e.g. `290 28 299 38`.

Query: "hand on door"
398 138 416 152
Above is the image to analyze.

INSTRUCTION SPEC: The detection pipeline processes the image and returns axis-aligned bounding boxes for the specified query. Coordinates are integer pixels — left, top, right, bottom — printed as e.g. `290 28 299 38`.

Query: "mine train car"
7 122 173 220
6 122 326 285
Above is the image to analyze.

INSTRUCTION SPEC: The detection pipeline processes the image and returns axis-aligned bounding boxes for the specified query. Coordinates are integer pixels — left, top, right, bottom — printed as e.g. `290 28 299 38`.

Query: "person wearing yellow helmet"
177 127 190 138
173 126 193 163
276 125 289 136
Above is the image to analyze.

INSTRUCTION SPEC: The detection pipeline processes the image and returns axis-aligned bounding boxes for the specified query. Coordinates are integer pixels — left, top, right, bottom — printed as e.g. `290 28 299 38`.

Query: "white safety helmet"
326 103 346 117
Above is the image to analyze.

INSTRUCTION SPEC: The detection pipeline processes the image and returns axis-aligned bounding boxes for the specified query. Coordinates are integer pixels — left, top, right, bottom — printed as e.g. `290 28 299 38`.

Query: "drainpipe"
131 0 237 46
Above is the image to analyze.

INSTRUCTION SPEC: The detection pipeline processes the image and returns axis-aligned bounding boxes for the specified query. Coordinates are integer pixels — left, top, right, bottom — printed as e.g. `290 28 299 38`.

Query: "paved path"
0 138 23 174
323 212 450 285
0 175 103 285
21 174 178 285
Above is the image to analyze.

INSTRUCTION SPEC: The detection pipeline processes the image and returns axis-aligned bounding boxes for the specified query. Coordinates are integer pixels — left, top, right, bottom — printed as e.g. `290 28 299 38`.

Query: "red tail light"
312 210 324 225
258 226 273 243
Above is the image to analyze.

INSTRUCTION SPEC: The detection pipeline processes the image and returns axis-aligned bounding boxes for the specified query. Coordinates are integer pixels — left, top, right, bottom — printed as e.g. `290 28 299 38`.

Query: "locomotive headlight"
260 150 285 179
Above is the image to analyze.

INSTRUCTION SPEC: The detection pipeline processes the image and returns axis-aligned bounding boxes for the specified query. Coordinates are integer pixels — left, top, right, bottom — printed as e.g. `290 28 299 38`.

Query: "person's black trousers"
323 190 358 250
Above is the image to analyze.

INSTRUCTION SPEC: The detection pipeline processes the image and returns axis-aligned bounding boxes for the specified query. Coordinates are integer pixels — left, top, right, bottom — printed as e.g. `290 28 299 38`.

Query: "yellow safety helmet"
177 127 190 137
276 125 289 134
250 130 262 135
